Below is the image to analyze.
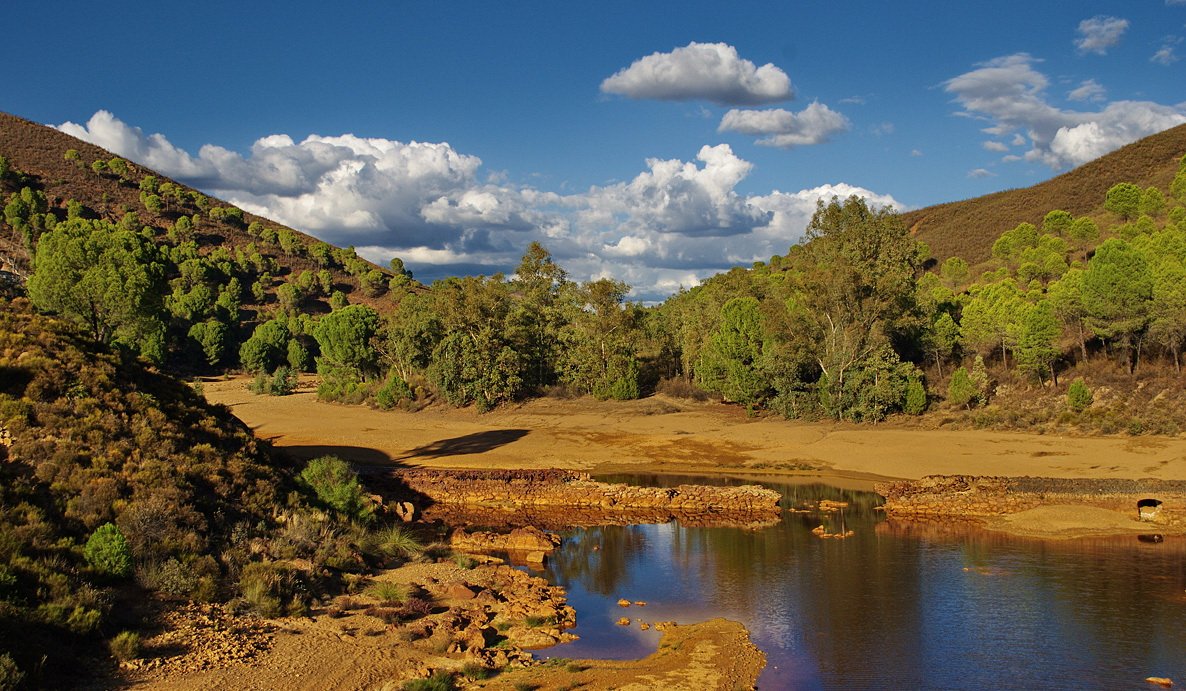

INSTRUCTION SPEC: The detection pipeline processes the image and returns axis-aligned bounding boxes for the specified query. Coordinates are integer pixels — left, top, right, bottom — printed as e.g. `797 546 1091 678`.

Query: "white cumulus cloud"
55 111 902 301
1075 15 1129 55
718 102 850 148
600 42 792 106
944 54 1186 169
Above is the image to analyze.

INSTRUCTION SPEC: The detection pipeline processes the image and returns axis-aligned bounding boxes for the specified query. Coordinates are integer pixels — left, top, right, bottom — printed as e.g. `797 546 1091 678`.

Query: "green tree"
557 278 642 401
1041 209 1074 237
106 157 130 180
1048 267 1091 363
240 319 292 372
1149 261 1186 372
947 366 979 408
1172 170 1186 204
789 196 922 420
27 218 166 361
1067 378 1093 412
939 256 970 288
695 297 769 406
1082 239 1152 373
959 279 1024 367
1139 186 1165 217
1015 299 1061 383
1067 217 1100 260
188 319 228 366
381 292 442 383
509 242 569 390
314 304 381 378
1104 182 1142 221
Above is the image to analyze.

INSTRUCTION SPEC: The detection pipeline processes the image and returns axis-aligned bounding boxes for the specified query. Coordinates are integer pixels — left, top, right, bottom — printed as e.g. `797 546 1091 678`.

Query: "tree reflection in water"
542 475 1186 690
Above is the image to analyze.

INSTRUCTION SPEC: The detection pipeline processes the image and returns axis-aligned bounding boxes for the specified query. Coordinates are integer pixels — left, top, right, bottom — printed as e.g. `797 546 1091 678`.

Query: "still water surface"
536 474 1186 690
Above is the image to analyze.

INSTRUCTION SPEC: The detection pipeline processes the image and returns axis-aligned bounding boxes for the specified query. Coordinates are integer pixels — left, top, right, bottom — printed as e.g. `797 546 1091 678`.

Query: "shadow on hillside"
396 429 530 460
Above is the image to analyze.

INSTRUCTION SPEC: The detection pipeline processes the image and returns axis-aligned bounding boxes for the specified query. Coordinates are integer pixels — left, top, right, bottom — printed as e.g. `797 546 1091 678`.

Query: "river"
533 474 1186 690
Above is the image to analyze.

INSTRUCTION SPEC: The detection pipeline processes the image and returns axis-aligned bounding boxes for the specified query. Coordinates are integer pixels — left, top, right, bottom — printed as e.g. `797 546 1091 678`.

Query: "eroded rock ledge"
394 469 782 528
877 475 1186 527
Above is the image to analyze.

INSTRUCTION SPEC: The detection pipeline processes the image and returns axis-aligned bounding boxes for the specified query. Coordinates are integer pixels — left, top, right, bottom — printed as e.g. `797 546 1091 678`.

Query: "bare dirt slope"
205 377 1186 486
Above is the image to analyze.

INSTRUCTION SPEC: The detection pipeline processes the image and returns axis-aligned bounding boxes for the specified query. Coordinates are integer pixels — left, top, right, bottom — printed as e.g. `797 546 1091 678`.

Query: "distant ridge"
902 123 1186 265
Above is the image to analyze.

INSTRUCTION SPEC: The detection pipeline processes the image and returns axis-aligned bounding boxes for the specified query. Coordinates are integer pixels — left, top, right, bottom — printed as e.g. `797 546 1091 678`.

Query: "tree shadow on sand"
395 429 530 460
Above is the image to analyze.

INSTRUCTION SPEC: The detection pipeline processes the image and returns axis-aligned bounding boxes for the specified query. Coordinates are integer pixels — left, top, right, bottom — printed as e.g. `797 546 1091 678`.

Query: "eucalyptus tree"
557 278 643 400
787 196 922 420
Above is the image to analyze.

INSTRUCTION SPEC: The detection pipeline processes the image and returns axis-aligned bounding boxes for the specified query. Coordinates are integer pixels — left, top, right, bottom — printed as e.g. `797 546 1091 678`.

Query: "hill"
0 298 285 683
0 111 417 375
903 123 1186 264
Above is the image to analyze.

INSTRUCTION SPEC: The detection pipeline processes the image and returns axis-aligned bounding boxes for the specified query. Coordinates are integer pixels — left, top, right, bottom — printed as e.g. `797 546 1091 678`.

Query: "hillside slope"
903 123 1186 264
0 111 398 310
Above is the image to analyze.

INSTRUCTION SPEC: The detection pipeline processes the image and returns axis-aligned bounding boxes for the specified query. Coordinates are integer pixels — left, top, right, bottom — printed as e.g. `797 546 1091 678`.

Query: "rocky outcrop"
877 475 1186 527
394 469 781 527
449 526 561 562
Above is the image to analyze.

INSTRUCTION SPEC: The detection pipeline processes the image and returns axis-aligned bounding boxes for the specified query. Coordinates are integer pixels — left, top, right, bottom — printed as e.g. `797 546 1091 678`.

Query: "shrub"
947 367 979 409
903 377 927 415
248 367 297 396
401 671 457 691
0 653 24 689
109 631 141 661
1067 378 1093 413
84 523 133 578
367 581 410 605
375 375 413 410
368 525 423 560
298 456 374 523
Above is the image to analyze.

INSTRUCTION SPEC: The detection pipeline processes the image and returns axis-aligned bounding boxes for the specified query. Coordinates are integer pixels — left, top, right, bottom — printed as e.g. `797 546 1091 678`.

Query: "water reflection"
541 475 1186 690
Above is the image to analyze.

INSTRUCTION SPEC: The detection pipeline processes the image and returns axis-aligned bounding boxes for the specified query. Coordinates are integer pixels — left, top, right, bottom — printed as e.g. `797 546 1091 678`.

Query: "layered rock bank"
877 475 1186 531
392 469 782 528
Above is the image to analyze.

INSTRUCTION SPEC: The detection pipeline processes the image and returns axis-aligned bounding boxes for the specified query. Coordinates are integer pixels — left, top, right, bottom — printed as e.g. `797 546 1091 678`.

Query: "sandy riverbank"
204 377 1186 486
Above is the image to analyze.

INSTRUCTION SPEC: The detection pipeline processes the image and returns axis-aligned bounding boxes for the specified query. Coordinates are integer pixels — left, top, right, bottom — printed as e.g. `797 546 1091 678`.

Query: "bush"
84 523 133 578
375 375 413 410
0 653 24 689
947 367 979 409
298 456 374 523
368 525 424 560
1067 378 1093 413
367 581 410 604
903 377 927 415
109 631 141 661
248 367 297 396
401 671 458 691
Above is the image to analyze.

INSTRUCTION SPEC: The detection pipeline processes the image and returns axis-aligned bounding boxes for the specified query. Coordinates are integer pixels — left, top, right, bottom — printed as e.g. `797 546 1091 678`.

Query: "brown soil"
205 376 1186 488
120 560 764 691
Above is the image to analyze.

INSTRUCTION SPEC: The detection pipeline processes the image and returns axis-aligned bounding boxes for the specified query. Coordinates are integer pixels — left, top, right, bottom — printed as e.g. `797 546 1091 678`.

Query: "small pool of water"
535 474 1186 690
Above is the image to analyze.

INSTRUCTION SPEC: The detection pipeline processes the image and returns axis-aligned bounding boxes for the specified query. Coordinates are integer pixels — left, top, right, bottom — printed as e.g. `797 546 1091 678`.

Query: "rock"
1146 678 1174 688
617 599 632 607
633 601 647 607
444 582 477 600
653 621 676 631
638 622 650 631
616 617 631 626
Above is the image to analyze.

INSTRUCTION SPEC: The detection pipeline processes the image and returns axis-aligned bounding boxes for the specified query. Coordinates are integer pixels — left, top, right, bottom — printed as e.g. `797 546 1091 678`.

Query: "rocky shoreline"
390 468 782 523
876 475 1186 532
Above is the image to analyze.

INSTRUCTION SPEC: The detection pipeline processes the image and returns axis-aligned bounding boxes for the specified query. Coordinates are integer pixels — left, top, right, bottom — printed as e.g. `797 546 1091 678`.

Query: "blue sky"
5 1 1186 298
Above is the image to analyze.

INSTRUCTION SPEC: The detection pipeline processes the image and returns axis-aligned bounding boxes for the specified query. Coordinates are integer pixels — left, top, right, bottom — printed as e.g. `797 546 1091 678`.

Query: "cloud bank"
600 42 793 106
944 53 1186 169
58 111 899 301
